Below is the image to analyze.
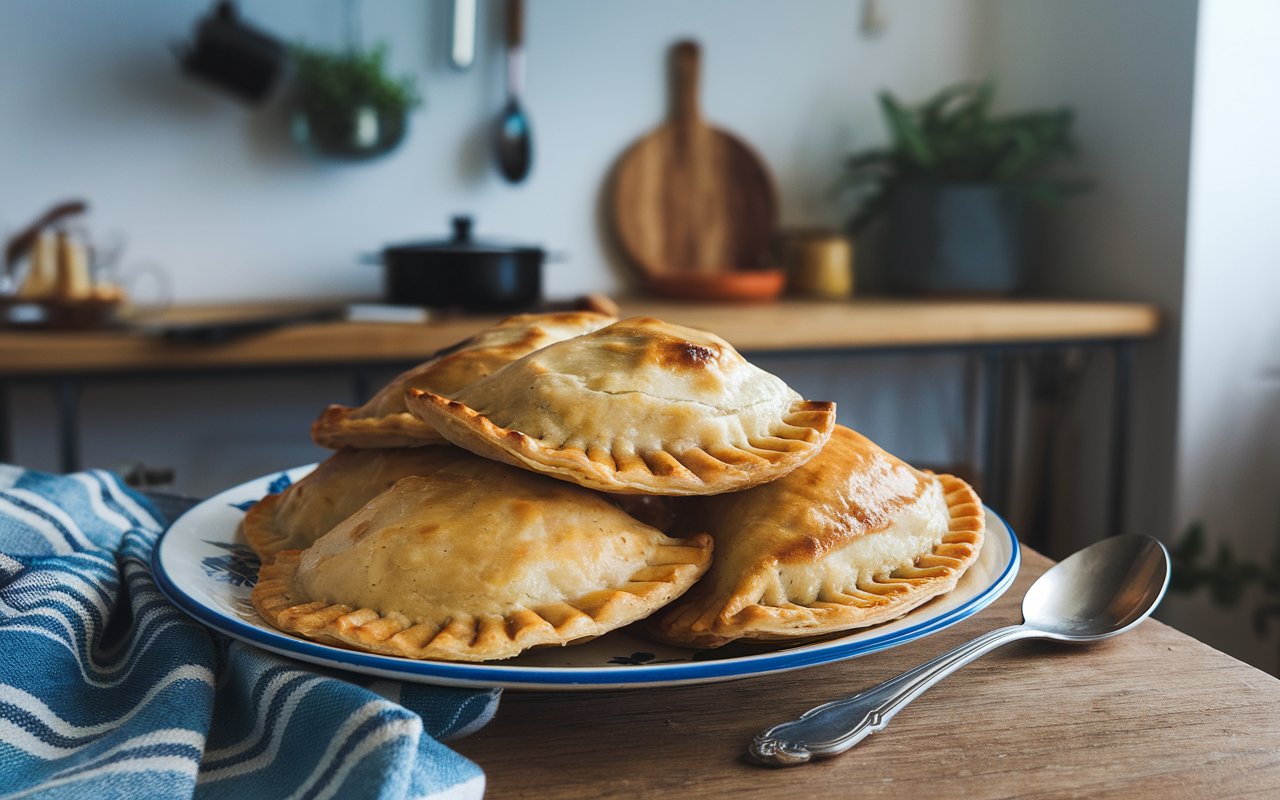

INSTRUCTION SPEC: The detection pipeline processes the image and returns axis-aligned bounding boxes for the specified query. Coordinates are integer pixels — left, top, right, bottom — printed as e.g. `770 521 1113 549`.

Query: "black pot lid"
385 215 543 255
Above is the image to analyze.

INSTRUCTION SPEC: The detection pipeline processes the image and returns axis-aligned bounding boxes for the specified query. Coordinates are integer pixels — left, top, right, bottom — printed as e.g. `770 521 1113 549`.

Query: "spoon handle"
749 624 1039 766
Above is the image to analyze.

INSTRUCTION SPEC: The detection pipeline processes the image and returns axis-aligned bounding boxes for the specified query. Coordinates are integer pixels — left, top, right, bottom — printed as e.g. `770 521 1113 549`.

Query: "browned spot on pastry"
507 328 544 349
508 500 540 526
310 404 354 445
655 338 720 370
505 429 528 444
415 523 439 537
348 518 377 543
774 535 827 563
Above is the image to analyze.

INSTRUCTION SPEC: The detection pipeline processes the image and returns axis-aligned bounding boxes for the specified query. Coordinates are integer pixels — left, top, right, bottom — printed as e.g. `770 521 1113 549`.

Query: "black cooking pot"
381 216 545 311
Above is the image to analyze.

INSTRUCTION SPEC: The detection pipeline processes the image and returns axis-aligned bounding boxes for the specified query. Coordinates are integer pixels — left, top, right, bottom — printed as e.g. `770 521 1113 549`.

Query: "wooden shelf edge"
0 298 1161 377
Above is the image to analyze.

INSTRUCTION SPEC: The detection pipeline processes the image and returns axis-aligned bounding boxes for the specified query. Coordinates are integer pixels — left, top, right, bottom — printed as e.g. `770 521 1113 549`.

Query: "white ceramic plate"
153 465 1020 691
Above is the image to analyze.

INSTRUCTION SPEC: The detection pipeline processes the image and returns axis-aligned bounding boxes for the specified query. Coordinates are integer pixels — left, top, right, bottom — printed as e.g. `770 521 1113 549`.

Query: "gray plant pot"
291 104 408 161
887 183 1028 295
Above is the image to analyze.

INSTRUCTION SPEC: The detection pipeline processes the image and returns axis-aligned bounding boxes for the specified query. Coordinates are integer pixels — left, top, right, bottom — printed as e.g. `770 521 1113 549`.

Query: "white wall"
1 0 988 495
1 0 986 302
984 0 1198 553
988 0 1280 674
1164 0 1280 673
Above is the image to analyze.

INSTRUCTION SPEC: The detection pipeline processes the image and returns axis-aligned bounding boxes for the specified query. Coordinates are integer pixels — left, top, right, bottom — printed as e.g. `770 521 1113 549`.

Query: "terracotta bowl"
644 270 786 303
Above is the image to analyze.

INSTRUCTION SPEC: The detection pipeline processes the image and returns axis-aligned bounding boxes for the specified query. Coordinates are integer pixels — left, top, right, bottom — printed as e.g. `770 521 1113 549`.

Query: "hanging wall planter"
292 102 408 160
290 43 421 160
175 1 287 105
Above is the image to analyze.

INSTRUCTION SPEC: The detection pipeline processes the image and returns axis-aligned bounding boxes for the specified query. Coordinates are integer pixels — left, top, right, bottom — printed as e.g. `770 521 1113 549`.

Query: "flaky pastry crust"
311 311 615 449
252 472 713 662
240 447 470 558
404 317 836 495
650 426 985 648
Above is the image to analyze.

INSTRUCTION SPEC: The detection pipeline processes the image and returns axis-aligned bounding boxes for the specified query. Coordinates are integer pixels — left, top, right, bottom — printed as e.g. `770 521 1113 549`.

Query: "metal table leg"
352 370 373 406
56 378 81 474
981 351 1008 515
1108 341 1134 538
0 382 11 464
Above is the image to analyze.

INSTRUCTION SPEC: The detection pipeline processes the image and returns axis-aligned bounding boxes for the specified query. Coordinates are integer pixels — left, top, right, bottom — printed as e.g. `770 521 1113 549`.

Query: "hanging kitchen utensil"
450 0 477 70
609 40 779 284
495 0 533 182
175 1 286 104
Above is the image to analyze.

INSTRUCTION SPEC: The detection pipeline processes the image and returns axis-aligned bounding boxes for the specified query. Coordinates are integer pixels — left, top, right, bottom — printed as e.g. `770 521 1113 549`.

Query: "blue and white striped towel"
0 466 500 799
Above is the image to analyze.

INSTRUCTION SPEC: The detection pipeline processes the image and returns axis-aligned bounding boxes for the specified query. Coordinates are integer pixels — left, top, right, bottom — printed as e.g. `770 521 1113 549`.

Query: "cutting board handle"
670 40 701 124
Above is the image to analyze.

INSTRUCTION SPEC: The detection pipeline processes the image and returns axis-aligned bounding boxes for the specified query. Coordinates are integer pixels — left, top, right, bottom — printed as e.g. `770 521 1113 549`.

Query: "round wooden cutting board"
609 40 778 278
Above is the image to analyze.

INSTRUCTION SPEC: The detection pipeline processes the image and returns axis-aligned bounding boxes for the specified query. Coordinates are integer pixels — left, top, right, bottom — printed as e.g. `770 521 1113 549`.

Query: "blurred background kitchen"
2 1 1277 675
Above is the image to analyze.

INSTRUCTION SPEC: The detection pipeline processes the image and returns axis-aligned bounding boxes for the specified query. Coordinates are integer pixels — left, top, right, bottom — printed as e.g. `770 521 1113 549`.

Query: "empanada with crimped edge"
311 311 615 449
650 425 984 648
403 316 836 496
252 471 714 662
241 447 469 559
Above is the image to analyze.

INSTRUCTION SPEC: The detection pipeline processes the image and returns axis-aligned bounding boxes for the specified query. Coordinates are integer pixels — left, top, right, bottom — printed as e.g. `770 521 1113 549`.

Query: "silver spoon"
749 534 1171 767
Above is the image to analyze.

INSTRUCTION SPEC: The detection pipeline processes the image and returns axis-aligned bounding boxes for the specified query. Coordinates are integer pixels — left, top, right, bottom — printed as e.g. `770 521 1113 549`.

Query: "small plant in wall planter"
842 80 1089 294
290 42 421 160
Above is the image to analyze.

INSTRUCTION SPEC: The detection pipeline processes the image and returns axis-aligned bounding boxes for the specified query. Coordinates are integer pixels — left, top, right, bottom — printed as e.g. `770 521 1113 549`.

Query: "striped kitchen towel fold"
0 466 500 800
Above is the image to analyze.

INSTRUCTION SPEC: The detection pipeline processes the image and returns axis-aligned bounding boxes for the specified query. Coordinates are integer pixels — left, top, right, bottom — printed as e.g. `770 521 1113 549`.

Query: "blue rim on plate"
152 467 1020 691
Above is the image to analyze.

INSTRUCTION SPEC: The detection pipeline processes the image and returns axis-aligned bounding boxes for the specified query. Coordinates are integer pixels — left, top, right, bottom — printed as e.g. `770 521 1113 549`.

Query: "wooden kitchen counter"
0 296 1159 509
453 546 1280 799
0 297 1158 376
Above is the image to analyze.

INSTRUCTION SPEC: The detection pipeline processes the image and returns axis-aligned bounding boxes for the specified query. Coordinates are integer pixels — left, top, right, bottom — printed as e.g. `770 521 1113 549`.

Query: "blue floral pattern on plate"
229 472 292 511
201 541 262 588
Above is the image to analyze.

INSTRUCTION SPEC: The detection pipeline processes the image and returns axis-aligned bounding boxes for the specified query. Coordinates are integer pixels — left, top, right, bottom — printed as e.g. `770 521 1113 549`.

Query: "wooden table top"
453 547 1280 799
0 297 1158 377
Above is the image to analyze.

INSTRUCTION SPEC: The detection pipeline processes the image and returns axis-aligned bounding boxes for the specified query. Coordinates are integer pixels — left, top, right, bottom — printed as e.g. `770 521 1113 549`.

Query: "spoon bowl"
750 534 1172 766
1023 534 1171 640
497 100 533 182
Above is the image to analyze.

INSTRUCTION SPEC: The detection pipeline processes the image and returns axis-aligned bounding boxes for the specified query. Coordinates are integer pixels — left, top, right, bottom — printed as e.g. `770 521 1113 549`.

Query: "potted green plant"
843 81 1087 294
290 42 421 160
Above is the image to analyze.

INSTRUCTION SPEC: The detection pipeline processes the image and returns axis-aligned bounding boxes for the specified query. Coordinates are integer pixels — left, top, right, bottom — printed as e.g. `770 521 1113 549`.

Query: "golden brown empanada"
252 471 714 662
241 447 468 558
651 425 984 648
403 317 836 495
311 311 615 449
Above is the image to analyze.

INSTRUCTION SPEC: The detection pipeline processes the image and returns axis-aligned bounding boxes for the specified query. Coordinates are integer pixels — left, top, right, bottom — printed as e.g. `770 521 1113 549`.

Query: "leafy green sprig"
1170 523 1280 636
292 42 421 119
843 80 1090 232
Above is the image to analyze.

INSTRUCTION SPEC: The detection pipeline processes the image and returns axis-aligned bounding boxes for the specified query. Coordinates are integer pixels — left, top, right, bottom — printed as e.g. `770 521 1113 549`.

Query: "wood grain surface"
453 547 1280 799
0 298 1159 377
609 41 777 277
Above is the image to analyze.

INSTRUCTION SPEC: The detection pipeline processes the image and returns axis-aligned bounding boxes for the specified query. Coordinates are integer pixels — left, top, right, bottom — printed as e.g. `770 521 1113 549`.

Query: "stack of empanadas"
248 311 984 662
